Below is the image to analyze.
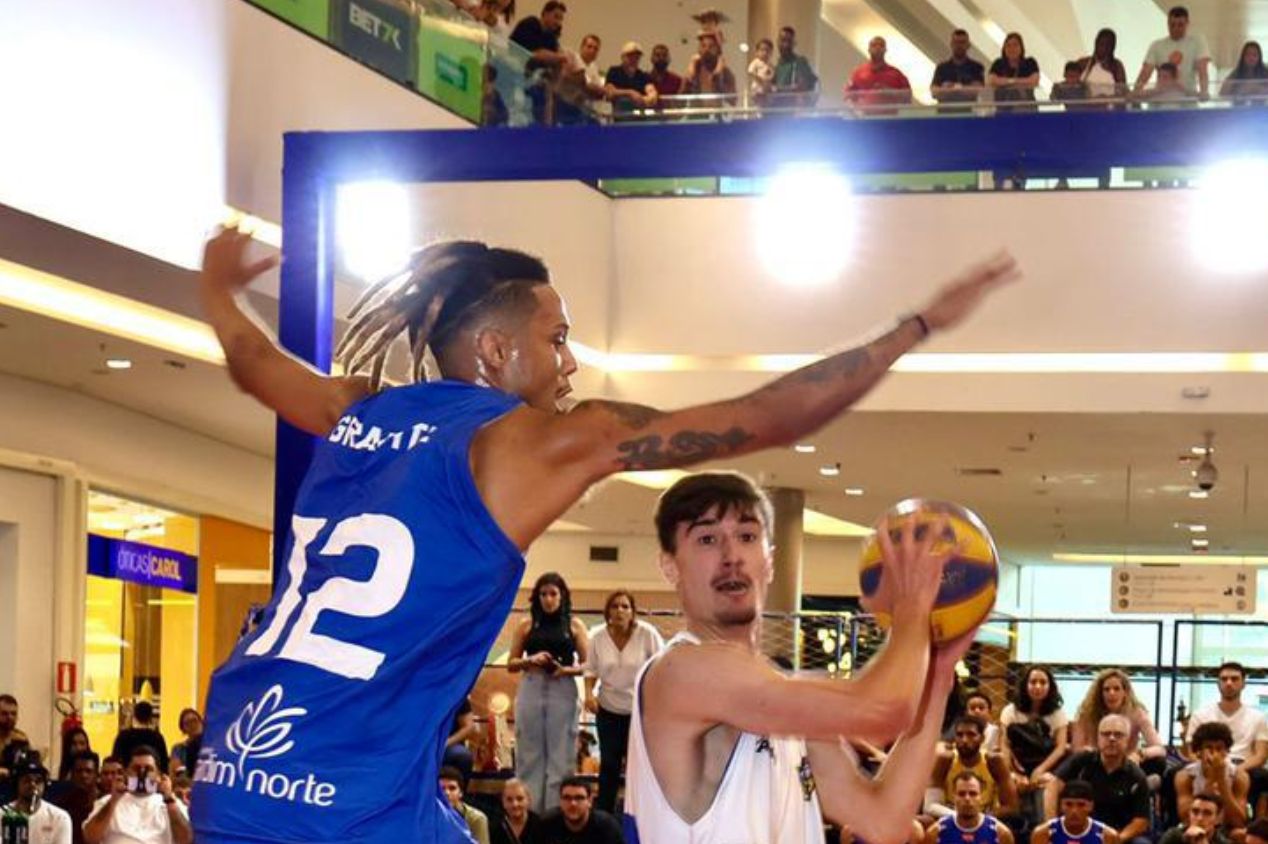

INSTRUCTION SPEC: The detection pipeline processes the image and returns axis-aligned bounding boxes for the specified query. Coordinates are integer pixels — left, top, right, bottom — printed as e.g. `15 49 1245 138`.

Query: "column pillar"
766 487 805 668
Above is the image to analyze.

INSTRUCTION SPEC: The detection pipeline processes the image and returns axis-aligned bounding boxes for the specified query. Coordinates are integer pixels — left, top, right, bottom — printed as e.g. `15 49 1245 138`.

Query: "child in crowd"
748 38 775 104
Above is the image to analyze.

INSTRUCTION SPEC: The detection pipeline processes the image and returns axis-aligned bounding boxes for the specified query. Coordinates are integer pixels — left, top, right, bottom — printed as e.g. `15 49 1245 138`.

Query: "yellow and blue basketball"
858 499 998 645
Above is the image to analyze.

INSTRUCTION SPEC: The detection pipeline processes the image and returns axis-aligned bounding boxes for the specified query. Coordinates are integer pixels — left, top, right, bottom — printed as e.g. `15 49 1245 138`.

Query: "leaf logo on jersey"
225 685 308 779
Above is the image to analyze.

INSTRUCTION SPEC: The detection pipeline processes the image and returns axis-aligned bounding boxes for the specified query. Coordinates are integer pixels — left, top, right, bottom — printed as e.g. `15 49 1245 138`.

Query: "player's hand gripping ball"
859 499 998 645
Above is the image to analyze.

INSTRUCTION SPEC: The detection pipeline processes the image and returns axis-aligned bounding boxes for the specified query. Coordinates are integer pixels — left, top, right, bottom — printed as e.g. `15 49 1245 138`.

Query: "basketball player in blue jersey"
926 772 1014 844
1032 781 1118 844
191 228 1018 844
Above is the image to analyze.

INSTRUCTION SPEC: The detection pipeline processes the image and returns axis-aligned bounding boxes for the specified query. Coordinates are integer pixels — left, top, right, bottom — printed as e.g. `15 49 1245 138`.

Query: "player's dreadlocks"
334 240 550 392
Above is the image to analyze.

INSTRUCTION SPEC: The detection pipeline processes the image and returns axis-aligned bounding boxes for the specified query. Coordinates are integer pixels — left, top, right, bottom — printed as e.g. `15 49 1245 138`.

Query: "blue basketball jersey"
1046 818 1108 844
937 814 1002 844
193 381 525 844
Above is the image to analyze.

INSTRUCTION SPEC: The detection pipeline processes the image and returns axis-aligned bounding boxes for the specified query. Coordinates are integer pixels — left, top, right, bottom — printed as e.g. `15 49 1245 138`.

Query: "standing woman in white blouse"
584 590 665 815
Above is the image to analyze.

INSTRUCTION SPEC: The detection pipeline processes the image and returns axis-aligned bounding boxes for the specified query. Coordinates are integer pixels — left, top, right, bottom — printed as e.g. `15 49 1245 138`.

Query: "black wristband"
906 312 931 338
163 796 177 805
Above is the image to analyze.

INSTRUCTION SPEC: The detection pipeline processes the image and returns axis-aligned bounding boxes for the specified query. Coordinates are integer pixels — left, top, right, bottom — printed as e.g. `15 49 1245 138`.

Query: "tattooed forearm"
616 427 755 470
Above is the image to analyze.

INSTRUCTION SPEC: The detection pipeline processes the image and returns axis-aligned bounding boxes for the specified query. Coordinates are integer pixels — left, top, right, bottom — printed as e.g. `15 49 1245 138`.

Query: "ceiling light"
794 444 817 454
819 463 841 477
0 258 224 364
105 358 132 370
1188 524 1207 533
336 181 413 284
222 205 282 249
1191 445 1214 455
1191 538 1210 548
1189 490 1209 499
844 487 865 496
755 164 853 287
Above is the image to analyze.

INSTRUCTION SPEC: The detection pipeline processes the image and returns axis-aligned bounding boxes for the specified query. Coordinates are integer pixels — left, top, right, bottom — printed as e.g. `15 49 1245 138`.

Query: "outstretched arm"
199 228 371 436
809 636 974 844
546 252 1018 478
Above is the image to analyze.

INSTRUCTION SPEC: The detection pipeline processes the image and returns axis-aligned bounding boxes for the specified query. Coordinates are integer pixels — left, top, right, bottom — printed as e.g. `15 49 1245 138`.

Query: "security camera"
1195 459 1218 491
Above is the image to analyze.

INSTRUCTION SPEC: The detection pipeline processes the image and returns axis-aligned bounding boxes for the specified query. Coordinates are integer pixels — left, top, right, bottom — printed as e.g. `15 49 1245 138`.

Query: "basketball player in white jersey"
624 471 982 844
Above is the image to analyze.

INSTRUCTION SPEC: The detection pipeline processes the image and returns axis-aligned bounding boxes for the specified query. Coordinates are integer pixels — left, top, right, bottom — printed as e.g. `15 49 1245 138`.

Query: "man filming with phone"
84 746 190 844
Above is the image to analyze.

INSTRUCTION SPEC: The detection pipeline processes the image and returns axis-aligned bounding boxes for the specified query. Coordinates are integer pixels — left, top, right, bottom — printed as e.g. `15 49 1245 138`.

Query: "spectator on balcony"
1000 666 1068 826
584 589 664 815
56 730 93 783
440 766 490 844
771 26 818 107
1185 660 1268 815
1072 669 1166 770
111 702 169 775
511 1 568 71
932 29 985 109
924 771 1014 844
1077 29 1127 100
1051 62 1089 107
509 572 589 814
846 37 912 112
557 34 607 124
988 33 1040 112
169 709 203 778
748 38 775 105
681 32 737 100
1220 41 1268 102
1159 792 1232 844
605 42 659 117
648 44 683 96
1045 714 1151 844
930 715 1019 818
965 692 1003 756
1031 780 1118 844
491 779 541 844
1177 722 1250 833
1136 6 1210 98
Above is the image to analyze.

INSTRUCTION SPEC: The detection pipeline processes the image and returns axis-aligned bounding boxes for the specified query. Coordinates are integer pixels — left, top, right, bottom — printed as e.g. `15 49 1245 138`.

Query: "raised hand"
919 251 1020 333
201 225 279 296
860 515 954 621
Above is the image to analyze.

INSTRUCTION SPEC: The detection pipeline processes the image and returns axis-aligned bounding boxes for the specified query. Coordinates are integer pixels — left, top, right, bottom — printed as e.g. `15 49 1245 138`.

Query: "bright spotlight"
336 181 413 283
1192 159 1268 275
755 164 854 286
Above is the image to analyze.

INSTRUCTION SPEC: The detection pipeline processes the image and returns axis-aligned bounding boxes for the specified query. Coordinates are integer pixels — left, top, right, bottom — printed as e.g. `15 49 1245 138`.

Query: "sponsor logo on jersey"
195 685 338 807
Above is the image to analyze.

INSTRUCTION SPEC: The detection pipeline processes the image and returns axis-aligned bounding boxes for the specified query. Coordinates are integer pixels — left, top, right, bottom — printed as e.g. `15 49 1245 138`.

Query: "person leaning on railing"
846 36 912 114
1076 28 1128 103
988 32 1040 112
931 29 985 110
1221 41 1268 104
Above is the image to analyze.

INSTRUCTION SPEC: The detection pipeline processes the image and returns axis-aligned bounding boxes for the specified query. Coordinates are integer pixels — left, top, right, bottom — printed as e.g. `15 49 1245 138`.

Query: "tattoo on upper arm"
601 401 668 431
616 427 754 470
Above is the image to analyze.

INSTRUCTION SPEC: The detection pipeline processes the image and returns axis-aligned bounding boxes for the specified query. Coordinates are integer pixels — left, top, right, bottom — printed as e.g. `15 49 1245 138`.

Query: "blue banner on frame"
88 535 198 594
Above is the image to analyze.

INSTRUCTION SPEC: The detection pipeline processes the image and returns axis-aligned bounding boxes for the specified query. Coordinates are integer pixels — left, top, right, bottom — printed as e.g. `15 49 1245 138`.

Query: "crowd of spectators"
446 0 1268 124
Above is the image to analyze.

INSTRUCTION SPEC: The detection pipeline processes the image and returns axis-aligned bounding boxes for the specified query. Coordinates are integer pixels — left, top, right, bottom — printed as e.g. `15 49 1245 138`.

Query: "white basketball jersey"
623 632 826 844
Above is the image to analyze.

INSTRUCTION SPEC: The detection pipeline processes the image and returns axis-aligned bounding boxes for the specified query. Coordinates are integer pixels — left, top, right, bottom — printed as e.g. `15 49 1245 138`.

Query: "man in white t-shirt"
1185 661 1268 817
624 472 977 844
1134 5 1211 97
1 758 72 844
83 746 190 844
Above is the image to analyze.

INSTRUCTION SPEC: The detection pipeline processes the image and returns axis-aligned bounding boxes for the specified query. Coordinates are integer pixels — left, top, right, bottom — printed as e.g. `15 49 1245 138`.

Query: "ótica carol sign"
88 535 198 594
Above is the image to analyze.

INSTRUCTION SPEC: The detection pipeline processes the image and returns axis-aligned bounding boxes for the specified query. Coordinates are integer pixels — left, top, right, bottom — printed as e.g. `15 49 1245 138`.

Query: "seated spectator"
111 701 169 775
846 37 912 111
605 42 658 116
1076 29 1127 99
931 716 1019 818
1147 63 1190 103
96 758 123 800
1071 670 1166 769
988 33 1040 111
56 730 93 782
1000 667 1069 827
0 694 28 782
925 771 1015 844
1247 818 1268 844
169 775 191 807
1184 662 1266 816
510 2 569 71
1 756 73 844
440 766 490 844
45 752 99 844
771 26 818 108
1045 715 1151 844
680 32 736 99
965 692 1003 756
1176 723 1249 832
1031 780 1119 844
1 739 33 804
1220 41 1268 102
1051 62 1089 106
537 776 623 843
1134 5 1211 99
83 746 189 844
1159 792 1232 844
491 779 541 844
931 29 985 108
648 44 682 96
444 696 480 787
747 38 775 105
169 709 202 778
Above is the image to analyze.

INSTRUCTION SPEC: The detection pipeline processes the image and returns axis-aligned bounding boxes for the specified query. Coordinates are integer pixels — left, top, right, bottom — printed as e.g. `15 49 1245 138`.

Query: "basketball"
858 499 998 644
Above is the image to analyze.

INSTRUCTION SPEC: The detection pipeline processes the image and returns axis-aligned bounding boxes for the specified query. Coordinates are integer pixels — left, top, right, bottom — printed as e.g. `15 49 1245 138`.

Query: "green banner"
416 16 486 123
250 0 331 39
